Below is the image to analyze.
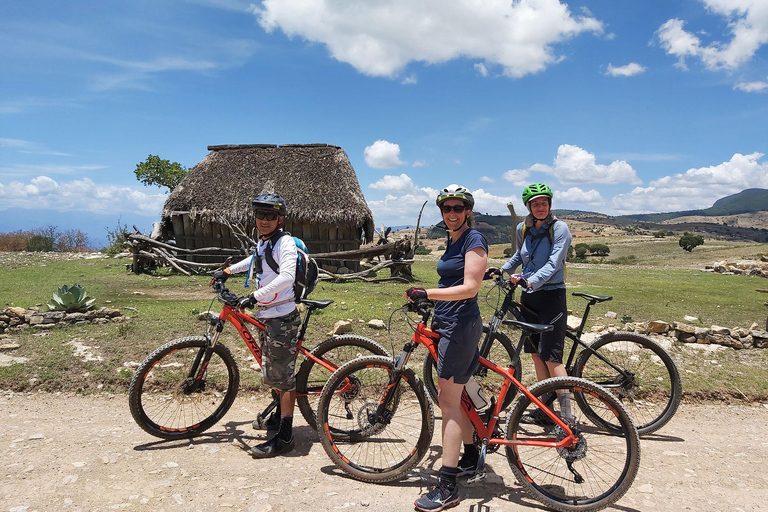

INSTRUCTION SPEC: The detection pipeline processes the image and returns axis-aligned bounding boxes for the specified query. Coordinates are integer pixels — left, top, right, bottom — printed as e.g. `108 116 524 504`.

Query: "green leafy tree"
589 243 610 256
575 246 588 258
134 154 187 192
679 232 705 252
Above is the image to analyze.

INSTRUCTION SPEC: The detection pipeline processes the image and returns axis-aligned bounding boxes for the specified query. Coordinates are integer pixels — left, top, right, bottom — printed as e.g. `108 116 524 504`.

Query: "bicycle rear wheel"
573 331 682 435
505 377 640 512
422 325 521 409
295 334 389 430
128 336 240 439
316 355 434 483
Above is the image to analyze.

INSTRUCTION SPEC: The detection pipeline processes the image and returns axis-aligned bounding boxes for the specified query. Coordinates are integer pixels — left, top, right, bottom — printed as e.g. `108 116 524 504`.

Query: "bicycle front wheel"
316 355 434 483
128 336 240 440
295 334 389 430
505 377 640 512
422 325 521 409
573 331 682 435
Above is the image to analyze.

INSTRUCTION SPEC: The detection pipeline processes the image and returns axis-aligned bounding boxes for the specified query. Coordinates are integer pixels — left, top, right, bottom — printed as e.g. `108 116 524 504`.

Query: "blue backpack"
263 231 319 302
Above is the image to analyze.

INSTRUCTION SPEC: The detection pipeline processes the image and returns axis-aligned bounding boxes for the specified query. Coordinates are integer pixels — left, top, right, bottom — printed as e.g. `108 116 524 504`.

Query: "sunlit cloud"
0 176 167 215
734 79 768 92
656 1 768 71
605 62 646 77
252 0 603 78
0 138 70 156
612 152 768 214
364 140 406 169
512 144 642 185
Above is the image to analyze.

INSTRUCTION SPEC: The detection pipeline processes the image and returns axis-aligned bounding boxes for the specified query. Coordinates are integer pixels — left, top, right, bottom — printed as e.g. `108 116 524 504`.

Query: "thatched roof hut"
161 144 374 268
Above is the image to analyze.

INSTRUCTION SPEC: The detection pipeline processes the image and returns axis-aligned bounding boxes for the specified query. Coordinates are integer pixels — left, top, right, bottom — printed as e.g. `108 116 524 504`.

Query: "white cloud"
369 173 419 194
611 152 768 214
519 144 642 185
479 176 494 183
502 169 531 186
605 62 646 77
656 1 768 71
252 0 603 78
734 79 768 92
364 140 406 169
471 189 518 215
0 176 166 215
474 63 489 77
0 138 70 156
557 187 603 205
401 74 418 85
412 160 428 168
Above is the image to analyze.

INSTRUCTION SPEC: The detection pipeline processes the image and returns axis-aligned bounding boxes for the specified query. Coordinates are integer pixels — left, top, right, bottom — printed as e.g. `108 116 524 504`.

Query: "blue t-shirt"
434 228 488 321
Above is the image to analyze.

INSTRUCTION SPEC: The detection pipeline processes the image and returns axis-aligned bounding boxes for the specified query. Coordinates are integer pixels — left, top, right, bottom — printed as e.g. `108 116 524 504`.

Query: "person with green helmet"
497 183 573 425
405 184 488 511
209 192 301 457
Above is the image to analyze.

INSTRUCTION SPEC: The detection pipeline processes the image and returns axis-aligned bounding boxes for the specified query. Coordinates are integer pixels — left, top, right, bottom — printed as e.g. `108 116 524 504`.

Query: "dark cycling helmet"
522 183 553 205
252 193 287 215
436 184 474 207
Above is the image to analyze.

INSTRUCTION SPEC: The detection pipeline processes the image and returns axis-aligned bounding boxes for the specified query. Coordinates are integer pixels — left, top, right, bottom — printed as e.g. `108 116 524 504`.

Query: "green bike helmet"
252 193 287 215
436 184 474 207
522 183 553 206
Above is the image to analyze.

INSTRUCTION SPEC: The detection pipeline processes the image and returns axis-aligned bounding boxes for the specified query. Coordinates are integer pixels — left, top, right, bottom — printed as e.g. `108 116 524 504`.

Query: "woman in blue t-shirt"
406 185 488 512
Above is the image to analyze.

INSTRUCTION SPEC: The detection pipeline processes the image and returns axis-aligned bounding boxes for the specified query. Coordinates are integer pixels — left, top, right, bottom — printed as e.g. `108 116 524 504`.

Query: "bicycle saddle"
300 298 334 310
571 292 613 303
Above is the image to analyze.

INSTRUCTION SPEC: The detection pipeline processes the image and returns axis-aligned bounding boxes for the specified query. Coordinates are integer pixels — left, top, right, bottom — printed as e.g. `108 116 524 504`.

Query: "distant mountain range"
451 188 768 244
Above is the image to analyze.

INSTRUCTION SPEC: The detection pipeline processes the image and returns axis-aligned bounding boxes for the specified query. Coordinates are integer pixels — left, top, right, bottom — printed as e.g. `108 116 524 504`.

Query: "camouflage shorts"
259 309 301 391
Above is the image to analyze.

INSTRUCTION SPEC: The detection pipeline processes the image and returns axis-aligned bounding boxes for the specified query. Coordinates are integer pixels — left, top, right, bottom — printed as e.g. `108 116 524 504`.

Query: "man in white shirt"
212 193 300 457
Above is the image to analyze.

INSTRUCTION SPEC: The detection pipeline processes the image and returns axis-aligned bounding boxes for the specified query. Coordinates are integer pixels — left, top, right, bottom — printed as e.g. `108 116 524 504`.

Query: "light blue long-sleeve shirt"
500 217 571 292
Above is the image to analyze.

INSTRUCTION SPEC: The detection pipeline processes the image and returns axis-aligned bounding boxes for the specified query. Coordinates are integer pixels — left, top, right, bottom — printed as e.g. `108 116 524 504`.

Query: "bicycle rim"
295 335 388 430
505 377 640 512
128 336 239 439
574 332 682 435
317 355 434 483
423 325 521 409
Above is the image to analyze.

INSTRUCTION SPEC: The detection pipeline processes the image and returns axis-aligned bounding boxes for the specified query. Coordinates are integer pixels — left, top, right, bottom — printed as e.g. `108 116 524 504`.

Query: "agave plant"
48 284 96 313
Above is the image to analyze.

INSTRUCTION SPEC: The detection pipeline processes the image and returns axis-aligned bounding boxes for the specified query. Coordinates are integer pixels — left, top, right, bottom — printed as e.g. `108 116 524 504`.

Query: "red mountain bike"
129 284 387 440
316 300 640 512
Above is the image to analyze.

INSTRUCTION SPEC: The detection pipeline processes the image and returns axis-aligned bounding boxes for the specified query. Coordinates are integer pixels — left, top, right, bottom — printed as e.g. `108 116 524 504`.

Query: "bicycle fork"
366 341 417 425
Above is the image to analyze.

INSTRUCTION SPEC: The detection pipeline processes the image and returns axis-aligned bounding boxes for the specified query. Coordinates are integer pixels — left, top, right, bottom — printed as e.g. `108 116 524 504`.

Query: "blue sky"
1 0 767 247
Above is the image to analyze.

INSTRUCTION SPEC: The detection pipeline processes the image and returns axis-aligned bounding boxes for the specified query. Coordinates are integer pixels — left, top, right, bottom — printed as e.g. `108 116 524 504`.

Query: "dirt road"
2 393 766 512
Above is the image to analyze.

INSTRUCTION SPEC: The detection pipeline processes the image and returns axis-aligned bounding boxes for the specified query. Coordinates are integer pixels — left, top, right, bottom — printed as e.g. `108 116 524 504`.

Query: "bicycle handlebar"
212 279 244 308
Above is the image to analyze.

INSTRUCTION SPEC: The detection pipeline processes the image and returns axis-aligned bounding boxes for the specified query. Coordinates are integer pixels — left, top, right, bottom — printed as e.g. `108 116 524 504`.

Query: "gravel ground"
2 392 767 512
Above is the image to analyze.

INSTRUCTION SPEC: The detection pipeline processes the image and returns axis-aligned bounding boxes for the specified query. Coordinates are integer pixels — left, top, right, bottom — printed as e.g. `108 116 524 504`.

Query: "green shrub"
589 243 610 256
679 232 705 252
48 284 95 312
104 219 130 255
414 244 432 255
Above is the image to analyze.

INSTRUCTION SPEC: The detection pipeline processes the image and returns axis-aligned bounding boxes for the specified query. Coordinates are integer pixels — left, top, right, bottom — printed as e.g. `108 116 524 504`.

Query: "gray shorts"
259 309 301 391
431 315 482 385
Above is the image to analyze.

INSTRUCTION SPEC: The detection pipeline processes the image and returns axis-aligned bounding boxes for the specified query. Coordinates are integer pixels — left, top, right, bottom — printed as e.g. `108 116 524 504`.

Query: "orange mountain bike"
128 284 387 440
316 300 640 512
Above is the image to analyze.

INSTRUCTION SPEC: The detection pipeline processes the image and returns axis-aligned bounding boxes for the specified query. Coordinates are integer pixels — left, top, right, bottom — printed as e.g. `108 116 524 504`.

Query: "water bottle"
464 377 488 410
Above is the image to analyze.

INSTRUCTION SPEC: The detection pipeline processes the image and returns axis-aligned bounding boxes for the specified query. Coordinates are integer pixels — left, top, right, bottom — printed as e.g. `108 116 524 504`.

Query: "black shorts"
431 315 482 384
520 288 567 364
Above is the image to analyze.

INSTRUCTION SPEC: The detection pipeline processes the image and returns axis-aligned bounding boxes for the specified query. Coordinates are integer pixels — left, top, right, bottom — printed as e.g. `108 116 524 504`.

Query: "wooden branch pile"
125 232 240 276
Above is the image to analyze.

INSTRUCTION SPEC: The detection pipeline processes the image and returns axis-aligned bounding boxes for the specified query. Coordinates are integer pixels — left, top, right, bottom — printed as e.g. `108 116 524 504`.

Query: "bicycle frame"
485 276 629 382
381 304 579 452
204 301 342 397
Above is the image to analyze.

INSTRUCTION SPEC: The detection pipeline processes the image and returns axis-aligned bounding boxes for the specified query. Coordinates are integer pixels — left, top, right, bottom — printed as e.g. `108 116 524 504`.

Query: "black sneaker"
520 407 555 426
456 453 478 477
251 434 295 458
414 483 460 512
252 411 280 431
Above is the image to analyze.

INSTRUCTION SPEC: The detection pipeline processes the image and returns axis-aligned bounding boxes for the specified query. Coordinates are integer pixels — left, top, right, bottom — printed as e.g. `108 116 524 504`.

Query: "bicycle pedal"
467 471 487 484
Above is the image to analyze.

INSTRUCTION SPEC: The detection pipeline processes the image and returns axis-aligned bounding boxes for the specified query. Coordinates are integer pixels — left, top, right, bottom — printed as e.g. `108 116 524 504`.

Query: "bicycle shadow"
132 420 318 458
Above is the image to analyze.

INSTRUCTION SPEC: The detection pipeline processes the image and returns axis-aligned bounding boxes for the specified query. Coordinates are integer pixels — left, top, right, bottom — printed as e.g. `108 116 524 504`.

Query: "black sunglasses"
440 205 467 213
255 211 279 221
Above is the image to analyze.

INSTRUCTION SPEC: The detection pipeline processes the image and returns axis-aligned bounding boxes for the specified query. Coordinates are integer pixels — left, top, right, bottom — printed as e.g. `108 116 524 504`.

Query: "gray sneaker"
414 483 460 512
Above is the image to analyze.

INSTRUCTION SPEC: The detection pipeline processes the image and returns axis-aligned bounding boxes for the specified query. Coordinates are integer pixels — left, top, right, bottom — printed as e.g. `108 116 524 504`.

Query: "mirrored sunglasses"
255 211 279 221
440 204 467 213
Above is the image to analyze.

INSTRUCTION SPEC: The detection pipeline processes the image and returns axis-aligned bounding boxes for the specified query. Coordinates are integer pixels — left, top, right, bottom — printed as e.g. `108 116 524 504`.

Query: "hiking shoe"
414 483 460 512
252 411 280 431
251 434 295 459
520 407 555 426
456 453 478 477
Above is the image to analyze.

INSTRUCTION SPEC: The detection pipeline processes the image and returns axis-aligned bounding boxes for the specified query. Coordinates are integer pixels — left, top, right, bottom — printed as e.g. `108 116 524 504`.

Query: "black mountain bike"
423 272 682 435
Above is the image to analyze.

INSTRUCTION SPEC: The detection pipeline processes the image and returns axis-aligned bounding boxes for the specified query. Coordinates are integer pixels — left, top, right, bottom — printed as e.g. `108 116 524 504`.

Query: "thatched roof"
163 144 374 239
